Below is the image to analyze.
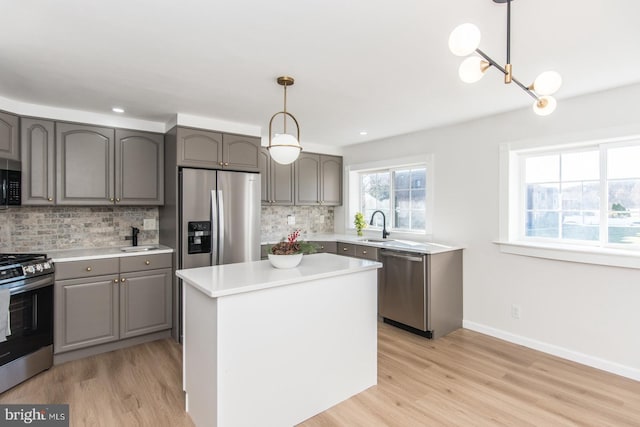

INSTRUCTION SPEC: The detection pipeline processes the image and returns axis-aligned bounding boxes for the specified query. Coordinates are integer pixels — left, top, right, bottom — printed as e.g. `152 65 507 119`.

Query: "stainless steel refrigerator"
177 168 260 339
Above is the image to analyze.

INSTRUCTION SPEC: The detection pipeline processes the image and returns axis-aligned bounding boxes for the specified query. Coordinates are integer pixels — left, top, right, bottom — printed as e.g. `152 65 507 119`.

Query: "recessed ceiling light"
112 107 125 113
359 131 368 136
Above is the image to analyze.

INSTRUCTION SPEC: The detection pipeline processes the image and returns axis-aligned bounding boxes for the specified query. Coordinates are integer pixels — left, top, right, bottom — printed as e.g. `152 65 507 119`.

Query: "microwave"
0 159 21 208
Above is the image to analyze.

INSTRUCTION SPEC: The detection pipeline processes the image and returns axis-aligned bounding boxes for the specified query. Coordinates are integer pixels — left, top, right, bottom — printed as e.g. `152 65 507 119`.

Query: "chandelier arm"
506 0 511 65
475 48 539 101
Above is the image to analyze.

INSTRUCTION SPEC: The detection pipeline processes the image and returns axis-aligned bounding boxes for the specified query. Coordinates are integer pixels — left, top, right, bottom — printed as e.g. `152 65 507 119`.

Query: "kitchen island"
176 253 382 427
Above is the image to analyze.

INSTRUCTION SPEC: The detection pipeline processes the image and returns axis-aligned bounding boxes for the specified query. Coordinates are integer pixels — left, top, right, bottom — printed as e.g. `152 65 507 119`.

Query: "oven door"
0 277 53 366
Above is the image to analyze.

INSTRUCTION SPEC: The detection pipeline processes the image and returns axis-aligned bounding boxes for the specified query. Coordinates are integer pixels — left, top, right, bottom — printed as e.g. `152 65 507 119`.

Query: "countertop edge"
177 255 382 298
49 245 174 263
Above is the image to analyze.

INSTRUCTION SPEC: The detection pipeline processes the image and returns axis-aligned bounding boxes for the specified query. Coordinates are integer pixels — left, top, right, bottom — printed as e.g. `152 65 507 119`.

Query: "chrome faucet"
369 210 390 239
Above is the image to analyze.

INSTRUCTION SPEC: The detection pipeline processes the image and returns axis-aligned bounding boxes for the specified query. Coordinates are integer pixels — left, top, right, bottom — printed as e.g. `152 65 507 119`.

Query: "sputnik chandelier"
449 0 562 116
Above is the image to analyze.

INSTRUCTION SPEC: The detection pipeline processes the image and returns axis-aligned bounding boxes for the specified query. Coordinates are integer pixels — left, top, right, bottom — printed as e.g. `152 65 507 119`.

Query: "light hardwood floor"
2 323 639 426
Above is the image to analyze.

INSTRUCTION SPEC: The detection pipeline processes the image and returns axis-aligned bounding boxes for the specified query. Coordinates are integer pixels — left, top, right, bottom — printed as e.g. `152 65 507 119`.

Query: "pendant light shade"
268 76 302 165
449 0 561 116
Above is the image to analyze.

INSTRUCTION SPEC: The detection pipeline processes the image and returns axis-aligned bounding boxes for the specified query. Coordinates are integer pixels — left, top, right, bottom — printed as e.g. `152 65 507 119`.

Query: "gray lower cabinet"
21 118 56 205
311 241 337 254
259 147 294 205
176 127 260 172
0 111 20 161
336 242 378 260
294 153 342 206
54 253 172 355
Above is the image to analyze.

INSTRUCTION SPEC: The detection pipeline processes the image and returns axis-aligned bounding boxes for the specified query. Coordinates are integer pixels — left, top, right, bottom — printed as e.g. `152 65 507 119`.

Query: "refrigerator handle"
211 190 218 265
217 189 225 263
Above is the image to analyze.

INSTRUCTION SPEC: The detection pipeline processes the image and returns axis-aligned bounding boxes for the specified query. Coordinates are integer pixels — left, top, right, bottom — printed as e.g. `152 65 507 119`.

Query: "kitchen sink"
120 245 159 252
358 238 394 243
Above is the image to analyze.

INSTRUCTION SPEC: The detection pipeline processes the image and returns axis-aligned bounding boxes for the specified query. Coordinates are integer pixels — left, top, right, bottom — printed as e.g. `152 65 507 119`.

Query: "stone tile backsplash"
0 205 333 252
0 206 159 252
261 205 334 242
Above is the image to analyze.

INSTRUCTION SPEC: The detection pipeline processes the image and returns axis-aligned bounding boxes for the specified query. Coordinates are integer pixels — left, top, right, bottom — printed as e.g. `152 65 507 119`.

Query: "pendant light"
449 0 562 116
268 76 302 165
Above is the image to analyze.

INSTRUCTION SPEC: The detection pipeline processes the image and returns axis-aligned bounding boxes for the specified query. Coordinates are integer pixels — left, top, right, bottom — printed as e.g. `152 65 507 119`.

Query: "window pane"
395 209 409 229
561 151 599 181
412 210 425 229
394 170 410 189
527 184 559 210
561 181 600 211
411 168 426 189
562 211 599 241
608 146 640 179
526 155 559 183
526 212 559 237
394 189 410 210
608 179 640 244
411 189 426 210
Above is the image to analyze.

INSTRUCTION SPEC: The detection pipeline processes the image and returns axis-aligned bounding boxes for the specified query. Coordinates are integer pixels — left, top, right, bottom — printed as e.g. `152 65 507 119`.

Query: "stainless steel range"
0 253 55 393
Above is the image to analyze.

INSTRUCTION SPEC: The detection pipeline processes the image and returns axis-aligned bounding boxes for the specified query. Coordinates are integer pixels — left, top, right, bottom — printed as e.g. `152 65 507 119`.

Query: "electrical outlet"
287 215 295 225
143 218 156 230
511 304 521 320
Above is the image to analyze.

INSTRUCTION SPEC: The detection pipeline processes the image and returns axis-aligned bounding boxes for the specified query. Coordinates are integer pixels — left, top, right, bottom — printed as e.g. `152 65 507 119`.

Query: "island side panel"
183 284 219 426
184 268 378 427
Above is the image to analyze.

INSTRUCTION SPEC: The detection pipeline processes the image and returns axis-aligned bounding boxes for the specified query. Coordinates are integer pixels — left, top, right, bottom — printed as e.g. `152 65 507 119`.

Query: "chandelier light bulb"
458 56 488 83
532 96 557 116
533 71 562 96
269 133 301 165
448 23 481 57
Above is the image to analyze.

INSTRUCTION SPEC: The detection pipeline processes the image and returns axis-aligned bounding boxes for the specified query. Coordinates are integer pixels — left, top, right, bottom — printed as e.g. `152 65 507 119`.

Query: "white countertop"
176 252 382 298
262 233 462 255
48 244 174 262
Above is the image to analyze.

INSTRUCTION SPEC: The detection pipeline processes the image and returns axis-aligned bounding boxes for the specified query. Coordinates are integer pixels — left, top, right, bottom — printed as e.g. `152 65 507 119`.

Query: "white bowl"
268 253 303 269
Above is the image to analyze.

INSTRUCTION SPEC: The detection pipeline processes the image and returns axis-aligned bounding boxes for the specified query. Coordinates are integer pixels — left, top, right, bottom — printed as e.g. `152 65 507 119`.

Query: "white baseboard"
463 320 640 382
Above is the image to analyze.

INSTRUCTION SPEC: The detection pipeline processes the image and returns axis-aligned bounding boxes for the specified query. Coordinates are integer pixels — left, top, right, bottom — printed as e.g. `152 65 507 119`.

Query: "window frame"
498 133 640 269
347 156 434 237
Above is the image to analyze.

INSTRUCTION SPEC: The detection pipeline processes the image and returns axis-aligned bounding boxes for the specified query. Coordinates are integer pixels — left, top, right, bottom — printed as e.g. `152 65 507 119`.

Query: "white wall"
339 83 640 380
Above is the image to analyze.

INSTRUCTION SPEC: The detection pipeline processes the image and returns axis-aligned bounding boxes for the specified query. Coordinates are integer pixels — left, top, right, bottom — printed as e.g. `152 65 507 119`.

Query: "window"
514 137 640 249
356 165 428 233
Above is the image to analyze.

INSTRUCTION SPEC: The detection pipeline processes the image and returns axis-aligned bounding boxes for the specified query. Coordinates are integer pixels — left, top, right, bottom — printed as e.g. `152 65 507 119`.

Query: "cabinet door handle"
86 267 92 272
47 197 53 202
362 250 367 254
343 247 348 251
109 198 114 202
121 278 126 283
145 260 150 265
320 245 325 250
113 279 118 283
115 198 120 202
224 162 229 166
219 161 224 166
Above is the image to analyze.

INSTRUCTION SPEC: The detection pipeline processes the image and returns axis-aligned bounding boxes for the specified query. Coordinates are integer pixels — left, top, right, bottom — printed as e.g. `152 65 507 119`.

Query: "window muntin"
359 166 427 233
520 140 640 248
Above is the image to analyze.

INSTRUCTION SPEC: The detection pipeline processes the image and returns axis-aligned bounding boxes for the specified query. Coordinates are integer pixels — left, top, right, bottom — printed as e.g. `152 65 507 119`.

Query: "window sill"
494 241 640 269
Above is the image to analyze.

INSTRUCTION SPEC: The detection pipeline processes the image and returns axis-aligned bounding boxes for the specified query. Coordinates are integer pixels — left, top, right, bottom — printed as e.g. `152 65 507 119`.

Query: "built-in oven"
0 254 54 393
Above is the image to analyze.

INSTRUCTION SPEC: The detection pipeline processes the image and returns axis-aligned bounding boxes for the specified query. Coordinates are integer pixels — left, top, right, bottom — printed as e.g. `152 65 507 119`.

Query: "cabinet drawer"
55 258 119 280
356 245 378 260
312 241 337 254
120 253 172 273
338 243 356 257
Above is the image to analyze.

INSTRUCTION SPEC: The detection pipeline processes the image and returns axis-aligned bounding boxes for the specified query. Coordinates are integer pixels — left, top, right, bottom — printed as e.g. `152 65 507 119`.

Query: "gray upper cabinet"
177 127 223 168
21 118 55 205
259 147 294 205
294 153 343 206
176 127 260 171
56 123 115 205
0 111 20 161
223 134 260 172
115 129 164 205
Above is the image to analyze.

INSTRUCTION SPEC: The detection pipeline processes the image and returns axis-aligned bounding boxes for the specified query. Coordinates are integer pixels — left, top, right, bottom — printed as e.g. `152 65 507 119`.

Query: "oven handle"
8 276 53 296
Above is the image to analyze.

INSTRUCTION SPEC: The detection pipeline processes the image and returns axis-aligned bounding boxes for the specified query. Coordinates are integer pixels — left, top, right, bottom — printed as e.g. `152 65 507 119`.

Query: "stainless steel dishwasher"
378 248 463 339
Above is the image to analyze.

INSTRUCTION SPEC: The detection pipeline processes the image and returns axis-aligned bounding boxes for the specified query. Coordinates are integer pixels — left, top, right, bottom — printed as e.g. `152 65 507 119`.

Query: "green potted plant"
354 212 367 237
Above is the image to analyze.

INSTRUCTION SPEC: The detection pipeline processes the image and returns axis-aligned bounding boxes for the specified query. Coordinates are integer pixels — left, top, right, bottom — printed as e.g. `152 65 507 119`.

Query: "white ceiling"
1 0 639 147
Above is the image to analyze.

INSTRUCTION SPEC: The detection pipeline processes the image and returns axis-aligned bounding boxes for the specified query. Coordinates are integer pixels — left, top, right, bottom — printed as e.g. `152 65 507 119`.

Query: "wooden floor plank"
1 323 639 426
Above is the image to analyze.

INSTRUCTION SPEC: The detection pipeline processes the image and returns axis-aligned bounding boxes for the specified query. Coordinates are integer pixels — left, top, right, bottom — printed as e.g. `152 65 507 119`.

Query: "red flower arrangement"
270 229 316 255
